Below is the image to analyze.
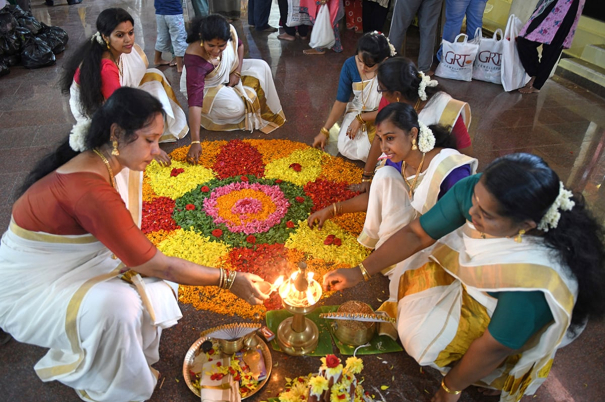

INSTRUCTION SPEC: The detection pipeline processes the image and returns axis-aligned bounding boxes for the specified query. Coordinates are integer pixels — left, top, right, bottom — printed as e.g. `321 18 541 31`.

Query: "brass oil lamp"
275 262 322 356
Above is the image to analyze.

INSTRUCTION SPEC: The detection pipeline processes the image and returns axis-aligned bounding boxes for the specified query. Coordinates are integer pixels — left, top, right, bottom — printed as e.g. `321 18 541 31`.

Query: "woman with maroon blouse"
180 15 286 164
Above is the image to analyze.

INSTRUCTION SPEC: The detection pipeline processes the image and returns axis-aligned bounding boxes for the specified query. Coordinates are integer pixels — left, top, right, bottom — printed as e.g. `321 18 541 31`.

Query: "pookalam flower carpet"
142 139 370 319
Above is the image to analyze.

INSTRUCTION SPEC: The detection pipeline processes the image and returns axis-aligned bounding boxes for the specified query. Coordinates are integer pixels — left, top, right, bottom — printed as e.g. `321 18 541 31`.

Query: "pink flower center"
231 198 263 216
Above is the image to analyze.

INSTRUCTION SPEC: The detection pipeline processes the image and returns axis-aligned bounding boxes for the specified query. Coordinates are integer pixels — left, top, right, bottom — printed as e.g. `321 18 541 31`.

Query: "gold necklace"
359 74 376 112
108 51 123 76
201 47 221 70
93 148 117 189
401 152 426 199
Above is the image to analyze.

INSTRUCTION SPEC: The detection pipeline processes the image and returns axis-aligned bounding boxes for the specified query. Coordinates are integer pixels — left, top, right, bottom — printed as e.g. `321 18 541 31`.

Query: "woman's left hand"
230 272 270 305
228 73 240 87
347 119 361 139
431 388 462 402
154 149 171 166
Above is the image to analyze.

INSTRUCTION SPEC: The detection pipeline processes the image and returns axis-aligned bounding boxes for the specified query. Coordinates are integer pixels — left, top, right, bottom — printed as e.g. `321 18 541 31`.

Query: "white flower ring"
91 31 105 46
537 181 575 232
417 122 435 153
69 120 90 152
370 31 397 57
417 71 438 101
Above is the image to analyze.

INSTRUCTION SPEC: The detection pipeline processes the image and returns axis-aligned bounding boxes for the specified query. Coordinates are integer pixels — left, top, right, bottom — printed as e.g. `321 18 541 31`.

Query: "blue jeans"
155 14 188 57
437 0 488 61
248 0 272 30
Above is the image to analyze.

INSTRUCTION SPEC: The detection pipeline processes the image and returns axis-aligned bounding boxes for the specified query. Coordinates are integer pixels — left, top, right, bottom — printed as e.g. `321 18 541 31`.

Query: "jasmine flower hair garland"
69 120 90 152
417 122 435 153
417 71 438 101
537 182 575 232
370 31 397 57
91 31 105 46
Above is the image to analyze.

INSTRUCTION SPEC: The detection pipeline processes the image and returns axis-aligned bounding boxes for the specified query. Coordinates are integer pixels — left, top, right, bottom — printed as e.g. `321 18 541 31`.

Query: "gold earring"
396 97 400 102
105 40 110 50
200 40 204 47
411 138 418 150
514 229 525 243
112 140 119 156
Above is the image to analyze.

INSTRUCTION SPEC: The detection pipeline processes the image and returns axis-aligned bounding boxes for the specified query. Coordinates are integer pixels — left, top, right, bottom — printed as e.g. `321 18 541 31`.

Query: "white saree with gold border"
359 149 477 276
382 223 577 401
0 216 181 401
335 76 382 162
419 91 471 131
180 26 285 133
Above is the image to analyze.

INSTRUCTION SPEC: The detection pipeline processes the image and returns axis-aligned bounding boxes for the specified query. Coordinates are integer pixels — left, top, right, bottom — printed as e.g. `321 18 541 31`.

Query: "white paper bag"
435 34 478 82
287 0 311 27
501 14 530 92
472 28 504 84
309 4 335 50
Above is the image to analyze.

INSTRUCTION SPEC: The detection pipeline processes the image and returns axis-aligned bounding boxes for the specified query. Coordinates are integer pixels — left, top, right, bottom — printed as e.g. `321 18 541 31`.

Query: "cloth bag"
287 0 311 27
501 14 530 92
309 4 335 50
435 33 478 82
471 28 503 84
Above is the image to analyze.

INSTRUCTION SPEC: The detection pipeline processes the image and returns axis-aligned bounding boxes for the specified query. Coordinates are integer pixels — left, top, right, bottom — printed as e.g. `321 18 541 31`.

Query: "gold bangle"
332 202 338 217
191 140 201 144
226 270 237 290
355 114 365 124
363 171 374 175
361 178 372 183
358 262 371 281
320 127 330 137
441 378 462 395
218 268 224 289
234 71 241 77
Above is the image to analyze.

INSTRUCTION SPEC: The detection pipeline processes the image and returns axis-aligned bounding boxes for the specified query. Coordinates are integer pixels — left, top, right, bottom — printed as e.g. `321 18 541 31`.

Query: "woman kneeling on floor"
309 102 477 280
0 88 269 402
323 153 605 402
181 14 286 164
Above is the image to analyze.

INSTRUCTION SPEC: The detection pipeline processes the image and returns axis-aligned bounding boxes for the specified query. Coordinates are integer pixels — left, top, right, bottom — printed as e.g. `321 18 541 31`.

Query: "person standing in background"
154 0 188 72
248 0 278 31
277 0 310 41
191 0 210 18
436 0 488 62
388 0 443 72
517 0 585 94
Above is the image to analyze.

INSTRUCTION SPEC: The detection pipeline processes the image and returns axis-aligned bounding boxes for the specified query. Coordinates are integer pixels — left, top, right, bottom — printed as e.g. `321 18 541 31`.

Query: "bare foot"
169 59 177 67
154 59 170 66
303 48 326 55
519 86 540 94
299 36 308 40
277 33 296 41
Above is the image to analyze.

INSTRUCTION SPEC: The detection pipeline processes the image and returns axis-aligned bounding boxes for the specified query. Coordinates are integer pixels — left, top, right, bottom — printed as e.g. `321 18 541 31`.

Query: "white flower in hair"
91 32 105 46
417 122 435 153
417 71 438 101
537 182 575 232
371 30 397 57
69 120 90 152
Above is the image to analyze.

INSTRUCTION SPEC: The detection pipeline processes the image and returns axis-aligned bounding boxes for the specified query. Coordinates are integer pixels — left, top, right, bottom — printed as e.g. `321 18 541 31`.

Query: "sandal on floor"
303 48 326 55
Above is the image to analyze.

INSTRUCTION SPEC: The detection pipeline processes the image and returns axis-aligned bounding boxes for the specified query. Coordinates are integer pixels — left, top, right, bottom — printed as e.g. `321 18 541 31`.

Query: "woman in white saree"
312 32 394 161
61 8 188 145
180 15 285 164
309 103 477 276
323 153 605 402
0 88 269 402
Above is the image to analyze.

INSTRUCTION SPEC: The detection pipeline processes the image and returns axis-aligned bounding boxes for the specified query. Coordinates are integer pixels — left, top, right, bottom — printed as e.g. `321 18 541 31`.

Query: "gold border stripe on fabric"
10 218 97 244
397 260 456 300
201 85 220 115
357 230 378 249
440 99 467 130
134 43 149 68
241 76 286 128
140 72 182 108
431 244 575 313
36 267 122 380
422 154 476 214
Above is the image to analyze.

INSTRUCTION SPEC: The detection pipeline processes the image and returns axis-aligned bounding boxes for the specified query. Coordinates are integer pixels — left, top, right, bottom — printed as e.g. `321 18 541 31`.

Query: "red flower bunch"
289 163 302 172
201 186 210 193
212 229 223 237
324 234 342 246
170 168 185 177
275 179 283 184
212 140 265 179
141 197 180 234
240 176 249 182
185 204 195 211
325 354 341 368
210 373 225 381
246 235 256 244
295 196 305 203
304 179 359 212
286 220 295 228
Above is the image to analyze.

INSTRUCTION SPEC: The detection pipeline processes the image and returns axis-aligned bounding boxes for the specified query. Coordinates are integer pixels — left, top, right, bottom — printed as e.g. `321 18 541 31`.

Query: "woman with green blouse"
323 153 605 402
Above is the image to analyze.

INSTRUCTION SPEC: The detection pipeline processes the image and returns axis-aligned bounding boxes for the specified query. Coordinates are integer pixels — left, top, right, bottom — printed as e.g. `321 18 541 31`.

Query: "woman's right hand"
187 143 202 165
348 181 371 194
312 131 328 150
230 272 270 305
307 207 333 229
323 267 364 291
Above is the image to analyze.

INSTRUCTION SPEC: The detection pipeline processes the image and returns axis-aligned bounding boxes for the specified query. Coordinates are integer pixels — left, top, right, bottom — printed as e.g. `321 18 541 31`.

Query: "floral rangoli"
142 140 369 319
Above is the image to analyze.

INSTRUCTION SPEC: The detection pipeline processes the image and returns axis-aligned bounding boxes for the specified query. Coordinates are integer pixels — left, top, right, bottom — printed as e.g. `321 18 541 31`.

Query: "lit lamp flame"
278 267 322 308
268 276 284 294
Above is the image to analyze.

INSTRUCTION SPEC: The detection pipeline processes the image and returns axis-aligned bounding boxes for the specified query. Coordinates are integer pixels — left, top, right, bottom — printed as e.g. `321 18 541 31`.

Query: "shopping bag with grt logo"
472 28 503 85
435 33 478 82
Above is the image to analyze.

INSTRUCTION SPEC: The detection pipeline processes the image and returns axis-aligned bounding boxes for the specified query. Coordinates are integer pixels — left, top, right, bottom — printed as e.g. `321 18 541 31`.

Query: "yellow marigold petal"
147 160 215 199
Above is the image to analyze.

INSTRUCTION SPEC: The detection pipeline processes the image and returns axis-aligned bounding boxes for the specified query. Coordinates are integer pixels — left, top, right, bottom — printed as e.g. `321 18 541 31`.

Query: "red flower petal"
212 229 223 237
